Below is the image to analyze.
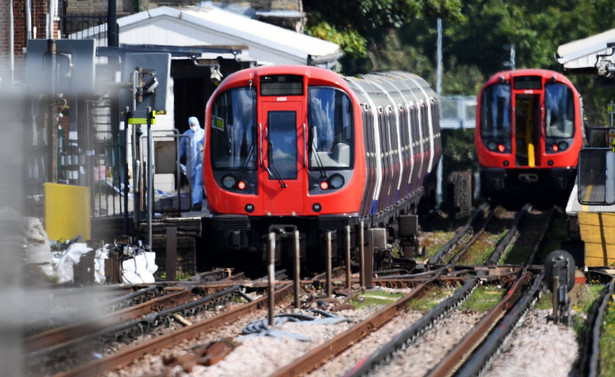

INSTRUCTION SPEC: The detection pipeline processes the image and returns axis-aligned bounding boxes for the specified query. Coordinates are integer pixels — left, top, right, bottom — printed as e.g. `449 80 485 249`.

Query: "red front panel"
259 99 306 215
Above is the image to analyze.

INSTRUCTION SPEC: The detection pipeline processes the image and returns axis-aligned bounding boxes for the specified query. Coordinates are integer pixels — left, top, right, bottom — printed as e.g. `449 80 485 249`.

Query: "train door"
260 100 305 214
514 94 541 167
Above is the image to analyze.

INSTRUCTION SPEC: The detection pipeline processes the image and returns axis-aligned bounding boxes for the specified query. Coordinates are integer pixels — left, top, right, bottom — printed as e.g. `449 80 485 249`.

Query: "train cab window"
480 84 511 139
267 111 297 180
308 86 354 169
545 83 575 138
210 87 257 170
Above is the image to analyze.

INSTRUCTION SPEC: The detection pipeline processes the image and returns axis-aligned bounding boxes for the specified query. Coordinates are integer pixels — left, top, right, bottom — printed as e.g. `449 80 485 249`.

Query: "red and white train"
202 65 441 265
476 69 583 198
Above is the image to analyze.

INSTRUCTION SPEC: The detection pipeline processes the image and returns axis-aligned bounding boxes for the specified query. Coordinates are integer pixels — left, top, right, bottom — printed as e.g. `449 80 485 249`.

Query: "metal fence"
60 14 109 46
439 96 477 129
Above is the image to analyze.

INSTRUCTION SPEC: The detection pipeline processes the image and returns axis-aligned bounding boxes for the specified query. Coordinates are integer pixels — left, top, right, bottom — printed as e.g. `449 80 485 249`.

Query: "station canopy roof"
556 28 615 76
105 5 342 69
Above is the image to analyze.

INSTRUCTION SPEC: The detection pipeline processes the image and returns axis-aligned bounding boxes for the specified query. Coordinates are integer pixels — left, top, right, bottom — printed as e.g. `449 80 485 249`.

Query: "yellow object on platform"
578 212 615 266
44 183 91 242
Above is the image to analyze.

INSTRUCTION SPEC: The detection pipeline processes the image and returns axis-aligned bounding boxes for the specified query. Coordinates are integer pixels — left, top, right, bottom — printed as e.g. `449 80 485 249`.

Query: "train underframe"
479 166 576 197
205 188 431 275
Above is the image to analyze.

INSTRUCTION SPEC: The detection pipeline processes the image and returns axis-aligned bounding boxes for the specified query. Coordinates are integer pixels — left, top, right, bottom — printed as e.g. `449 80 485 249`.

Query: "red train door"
260 99 306 215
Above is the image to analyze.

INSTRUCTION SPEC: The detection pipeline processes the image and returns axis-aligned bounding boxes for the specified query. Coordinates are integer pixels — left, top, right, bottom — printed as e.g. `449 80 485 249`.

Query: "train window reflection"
268 111 297 180
480 84 511 139
210 87 257 170
545 83 575 138
308 86 354 169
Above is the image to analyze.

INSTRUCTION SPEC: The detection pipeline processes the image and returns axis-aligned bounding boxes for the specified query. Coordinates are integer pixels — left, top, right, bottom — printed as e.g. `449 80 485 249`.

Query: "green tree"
306 0 615 122
304 0 464 74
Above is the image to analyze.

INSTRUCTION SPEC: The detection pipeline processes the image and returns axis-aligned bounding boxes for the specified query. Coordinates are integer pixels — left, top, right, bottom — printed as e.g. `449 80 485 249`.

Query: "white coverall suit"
179 116 205 210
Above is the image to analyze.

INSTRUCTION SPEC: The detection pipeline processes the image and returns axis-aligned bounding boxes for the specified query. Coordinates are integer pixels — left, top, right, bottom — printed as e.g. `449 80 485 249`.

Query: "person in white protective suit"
179 116 205 211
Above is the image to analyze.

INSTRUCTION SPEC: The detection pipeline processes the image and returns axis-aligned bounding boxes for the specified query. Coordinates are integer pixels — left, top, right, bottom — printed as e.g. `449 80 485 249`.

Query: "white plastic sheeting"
23 215 158 285
121 251 158 284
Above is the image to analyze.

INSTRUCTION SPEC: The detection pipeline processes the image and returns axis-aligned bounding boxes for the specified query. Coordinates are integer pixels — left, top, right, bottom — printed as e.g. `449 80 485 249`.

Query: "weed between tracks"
600 300 615 375
407 284 459 312
459 284 503 312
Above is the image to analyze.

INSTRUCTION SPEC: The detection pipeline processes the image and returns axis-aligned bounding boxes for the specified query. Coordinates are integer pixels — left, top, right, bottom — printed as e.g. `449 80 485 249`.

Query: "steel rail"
526 206 556 266
52 283 294 377
572 270 615 377
29 285 242 361
26 286 192 352
429 202 489 264
424 268 533 377
486 203 530 266
268 269 446 377
454 271 543 377
447 209 495 265
343 277 480 377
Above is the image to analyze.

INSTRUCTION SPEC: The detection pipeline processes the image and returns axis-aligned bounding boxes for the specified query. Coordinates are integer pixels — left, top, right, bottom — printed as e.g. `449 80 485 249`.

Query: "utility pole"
503 44 516 70
436 18 442 96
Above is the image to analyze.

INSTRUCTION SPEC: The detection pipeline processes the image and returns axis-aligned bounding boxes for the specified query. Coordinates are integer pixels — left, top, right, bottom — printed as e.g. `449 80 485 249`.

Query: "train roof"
209 65 437 108
482 69 577 88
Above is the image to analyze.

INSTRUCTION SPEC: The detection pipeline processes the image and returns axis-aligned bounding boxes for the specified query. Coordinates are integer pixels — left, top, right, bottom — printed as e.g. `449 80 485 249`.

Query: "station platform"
566 184 615 266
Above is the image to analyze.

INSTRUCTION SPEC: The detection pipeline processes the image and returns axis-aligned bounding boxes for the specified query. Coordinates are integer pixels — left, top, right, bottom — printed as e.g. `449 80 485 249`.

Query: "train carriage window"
480 84 511 139
545 83 575 138
421 102 428 150
410 105 419 150
210 87 257 170
308 86 354 169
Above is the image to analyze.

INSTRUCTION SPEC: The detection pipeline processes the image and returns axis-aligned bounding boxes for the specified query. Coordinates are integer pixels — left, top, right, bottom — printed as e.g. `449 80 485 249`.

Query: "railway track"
22 205 615 377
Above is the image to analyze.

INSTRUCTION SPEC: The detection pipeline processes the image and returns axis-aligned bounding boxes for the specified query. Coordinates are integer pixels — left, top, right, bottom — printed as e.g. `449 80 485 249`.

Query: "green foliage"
305 0 615 118
306 22 367 58
407 284 458 311
459 284 503 312
600 300 615 375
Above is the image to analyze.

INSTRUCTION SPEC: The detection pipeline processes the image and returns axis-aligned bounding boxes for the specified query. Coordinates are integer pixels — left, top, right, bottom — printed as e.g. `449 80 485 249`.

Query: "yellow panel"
579 225 615 244
528 143 535 168
585 242 615 266
577 212 615 266
44 183 91 241
578 212 615 227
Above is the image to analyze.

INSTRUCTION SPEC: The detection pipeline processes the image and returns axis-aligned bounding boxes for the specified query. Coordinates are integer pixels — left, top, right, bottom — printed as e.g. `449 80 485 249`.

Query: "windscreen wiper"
309 132 328 179
238 140 255 180
266 141 287 188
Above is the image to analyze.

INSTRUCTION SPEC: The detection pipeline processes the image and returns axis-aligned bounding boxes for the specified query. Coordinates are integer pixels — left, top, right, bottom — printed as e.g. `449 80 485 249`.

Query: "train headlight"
320 181 329 190
558 141 568 151
222 175 237 189
497 144 506 152
552 144 559 152
237 180 246 190
330 174 345 189
488 141 498 151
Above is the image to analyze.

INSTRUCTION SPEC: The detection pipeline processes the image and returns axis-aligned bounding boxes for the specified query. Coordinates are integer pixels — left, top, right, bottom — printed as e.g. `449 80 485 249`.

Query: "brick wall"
65 0 301 14
0 0 56 80
0 0 302 81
